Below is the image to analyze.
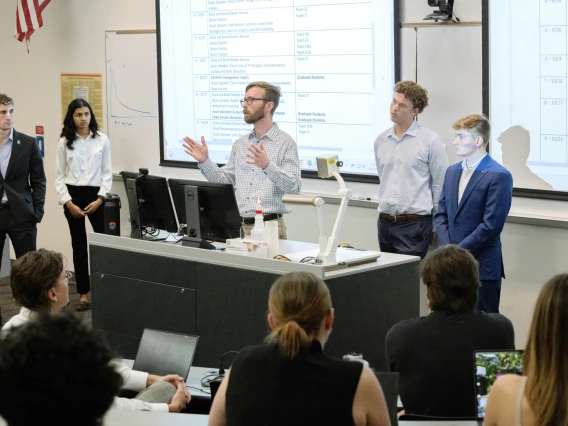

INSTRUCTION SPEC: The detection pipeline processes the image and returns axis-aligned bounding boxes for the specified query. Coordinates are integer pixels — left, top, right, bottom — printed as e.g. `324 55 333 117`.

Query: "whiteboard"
105 30 160 173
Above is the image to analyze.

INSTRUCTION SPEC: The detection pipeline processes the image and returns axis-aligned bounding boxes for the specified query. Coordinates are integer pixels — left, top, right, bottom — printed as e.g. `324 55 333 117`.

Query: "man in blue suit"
435 114 513 313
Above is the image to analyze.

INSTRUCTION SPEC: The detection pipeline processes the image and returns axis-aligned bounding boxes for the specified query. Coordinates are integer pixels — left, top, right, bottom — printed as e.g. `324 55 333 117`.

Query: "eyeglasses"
240 97 268 106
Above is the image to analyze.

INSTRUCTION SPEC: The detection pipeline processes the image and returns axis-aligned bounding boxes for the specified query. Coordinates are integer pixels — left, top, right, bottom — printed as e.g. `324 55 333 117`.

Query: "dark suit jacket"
0 129 46 227
434 155 513 280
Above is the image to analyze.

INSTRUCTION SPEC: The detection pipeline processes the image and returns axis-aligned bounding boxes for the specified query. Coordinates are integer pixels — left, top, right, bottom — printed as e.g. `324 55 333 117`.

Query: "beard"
243 108 265 124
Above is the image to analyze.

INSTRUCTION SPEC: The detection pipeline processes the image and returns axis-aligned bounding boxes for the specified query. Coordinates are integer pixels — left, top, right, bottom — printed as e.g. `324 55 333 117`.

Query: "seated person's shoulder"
386 316 425 343
477 311 514 330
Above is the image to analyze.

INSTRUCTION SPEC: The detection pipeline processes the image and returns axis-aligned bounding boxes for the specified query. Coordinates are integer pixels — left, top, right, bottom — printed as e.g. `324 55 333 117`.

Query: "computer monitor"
168 178 241 242
121 171 178 238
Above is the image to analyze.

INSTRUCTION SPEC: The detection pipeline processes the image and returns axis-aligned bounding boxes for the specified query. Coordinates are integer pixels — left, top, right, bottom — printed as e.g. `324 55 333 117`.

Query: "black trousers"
64 185 104 295
378 215 433 260
0 204 37 325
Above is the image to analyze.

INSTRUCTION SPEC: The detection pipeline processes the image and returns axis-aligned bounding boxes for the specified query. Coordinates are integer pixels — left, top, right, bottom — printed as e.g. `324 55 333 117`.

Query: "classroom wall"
1 0 567 350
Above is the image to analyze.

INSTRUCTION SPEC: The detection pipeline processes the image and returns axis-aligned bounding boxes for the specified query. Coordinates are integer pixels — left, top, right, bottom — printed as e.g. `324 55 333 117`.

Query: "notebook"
474 350 524 422
133 329 199 381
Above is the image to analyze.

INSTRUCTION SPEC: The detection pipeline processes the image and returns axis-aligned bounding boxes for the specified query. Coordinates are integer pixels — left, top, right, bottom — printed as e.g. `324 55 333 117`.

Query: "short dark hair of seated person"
207 271 391 426
10 248 67 311
385 244 515 418
0 312 122 426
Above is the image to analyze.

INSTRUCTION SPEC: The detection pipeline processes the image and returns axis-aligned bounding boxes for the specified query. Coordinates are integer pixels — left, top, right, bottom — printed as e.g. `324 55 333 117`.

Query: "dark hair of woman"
60 98 99 150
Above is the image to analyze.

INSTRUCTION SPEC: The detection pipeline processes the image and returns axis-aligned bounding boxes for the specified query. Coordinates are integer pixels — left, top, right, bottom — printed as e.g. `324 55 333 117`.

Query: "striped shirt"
199 123 301 217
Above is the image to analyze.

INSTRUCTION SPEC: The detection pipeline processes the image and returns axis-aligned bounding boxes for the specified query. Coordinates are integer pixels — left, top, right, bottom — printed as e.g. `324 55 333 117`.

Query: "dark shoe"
75 301 91 312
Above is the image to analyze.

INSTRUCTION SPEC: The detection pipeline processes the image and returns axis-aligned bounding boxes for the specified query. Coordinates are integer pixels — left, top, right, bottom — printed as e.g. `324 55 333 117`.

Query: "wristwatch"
97 195 105 202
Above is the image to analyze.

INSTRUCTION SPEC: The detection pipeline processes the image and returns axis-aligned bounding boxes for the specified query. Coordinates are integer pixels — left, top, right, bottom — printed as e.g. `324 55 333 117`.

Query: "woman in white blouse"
55 99 112 311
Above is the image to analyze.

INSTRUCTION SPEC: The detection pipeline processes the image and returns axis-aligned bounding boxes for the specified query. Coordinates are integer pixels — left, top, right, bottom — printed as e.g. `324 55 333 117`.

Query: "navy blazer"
434 155 513 280
0 130 46 227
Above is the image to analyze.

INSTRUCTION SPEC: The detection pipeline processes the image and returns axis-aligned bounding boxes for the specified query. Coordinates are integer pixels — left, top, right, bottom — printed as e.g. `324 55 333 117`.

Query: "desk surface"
89 233 418 279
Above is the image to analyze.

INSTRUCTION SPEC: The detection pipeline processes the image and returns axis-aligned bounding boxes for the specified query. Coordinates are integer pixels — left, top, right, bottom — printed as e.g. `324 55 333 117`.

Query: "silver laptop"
474 350 524 423
133 329 199 381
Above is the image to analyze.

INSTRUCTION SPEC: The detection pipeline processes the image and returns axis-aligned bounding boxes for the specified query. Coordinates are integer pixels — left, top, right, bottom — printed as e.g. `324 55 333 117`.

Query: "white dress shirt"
374 120 449 218
0 128 14 203
55 131 112 205
199 123 301 217
1 308 168 412
458 153 487 204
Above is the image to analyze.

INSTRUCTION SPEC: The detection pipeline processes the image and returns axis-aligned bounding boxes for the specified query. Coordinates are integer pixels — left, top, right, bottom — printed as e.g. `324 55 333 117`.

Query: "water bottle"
251 196 266 241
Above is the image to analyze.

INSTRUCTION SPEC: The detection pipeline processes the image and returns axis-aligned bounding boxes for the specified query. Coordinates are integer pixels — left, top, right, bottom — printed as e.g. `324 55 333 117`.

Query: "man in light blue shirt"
374 81 448 259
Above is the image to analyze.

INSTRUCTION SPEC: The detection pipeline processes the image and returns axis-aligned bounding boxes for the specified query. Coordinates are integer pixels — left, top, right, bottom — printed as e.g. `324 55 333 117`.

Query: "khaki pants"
241 217 287 240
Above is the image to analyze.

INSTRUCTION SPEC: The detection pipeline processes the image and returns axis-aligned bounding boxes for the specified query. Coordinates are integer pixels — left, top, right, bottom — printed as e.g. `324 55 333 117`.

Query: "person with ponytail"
483 274 568 426
208 272 390 426
55 99 112 312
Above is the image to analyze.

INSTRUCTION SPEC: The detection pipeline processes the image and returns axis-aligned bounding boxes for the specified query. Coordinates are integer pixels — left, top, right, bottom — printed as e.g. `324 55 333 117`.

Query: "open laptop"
133 329 199 381
474 350 524 423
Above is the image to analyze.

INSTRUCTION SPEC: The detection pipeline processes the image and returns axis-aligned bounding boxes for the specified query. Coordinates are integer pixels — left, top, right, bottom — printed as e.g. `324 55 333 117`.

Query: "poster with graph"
105 30 160 173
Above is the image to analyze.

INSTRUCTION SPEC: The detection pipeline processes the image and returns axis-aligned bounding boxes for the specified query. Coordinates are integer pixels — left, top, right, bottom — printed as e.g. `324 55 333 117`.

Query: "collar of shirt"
8 128 13 142
387 120 420 142
248 123 279 143
461 153 487 171
75 132 92 142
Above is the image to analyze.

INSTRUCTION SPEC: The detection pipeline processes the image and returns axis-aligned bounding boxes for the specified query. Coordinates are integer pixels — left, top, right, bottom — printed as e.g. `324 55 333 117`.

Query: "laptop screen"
475 350 524 421
133 329 199 381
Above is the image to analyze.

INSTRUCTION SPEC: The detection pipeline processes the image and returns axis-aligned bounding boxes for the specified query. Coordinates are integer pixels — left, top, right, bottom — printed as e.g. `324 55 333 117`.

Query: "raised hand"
246 140 270 169
182 136 209 163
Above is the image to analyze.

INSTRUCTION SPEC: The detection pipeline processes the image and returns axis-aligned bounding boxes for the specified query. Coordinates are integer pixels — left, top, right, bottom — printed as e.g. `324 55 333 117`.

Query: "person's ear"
267 312 276 331
475 135 485 148
47 287 58 302
412 107 420 119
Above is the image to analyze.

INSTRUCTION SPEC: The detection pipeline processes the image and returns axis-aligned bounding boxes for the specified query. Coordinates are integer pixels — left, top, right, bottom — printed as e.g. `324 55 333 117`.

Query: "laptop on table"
474 350 524 424
133 329 199 381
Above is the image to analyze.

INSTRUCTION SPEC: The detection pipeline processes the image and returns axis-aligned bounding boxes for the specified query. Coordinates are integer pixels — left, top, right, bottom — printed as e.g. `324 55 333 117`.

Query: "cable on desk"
187 386 210 395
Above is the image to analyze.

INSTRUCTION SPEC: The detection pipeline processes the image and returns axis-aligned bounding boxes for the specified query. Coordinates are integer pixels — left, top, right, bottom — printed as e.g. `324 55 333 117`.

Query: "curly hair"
394 80 429 113
60 98 99 150
0 93 14 106
0 312 122 426
10 249 65 311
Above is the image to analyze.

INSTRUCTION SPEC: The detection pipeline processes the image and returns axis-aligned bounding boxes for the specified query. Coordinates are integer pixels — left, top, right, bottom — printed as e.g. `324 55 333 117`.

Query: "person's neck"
393 120 414 139
464 150 486 168
253 118 274 139
77 129 91 139
0 128 10 146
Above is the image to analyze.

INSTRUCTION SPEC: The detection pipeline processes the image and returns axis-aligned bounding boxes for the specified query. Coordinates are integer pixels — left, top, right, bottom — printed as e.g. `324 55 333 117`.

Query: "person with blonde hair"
483 273 568 426
435 114 513 313
183 81 301 239
208 272 390 426
374 81 449 259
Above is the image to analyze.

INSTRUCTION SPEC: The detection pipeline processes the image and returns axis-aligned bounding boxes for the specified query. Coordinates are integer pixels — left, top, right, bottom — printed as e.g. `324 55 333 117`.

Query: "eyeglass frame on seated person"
240 97 269 106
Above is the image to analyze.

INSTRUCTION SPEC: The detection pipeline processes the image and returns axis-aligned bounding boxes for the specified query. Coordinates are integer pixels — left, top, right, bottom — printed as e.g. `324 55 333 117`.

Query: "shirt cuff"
262 161 278 178
128 370 149 392
59 194 72 205
198 157 216 173
151 403 170 413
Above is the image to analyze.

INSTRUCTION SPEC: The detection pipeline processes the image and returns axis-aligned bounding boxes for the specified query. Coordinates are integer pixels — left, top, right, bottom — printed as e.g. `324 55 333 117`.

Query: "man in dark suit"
435 114 513 313
0 93 46 324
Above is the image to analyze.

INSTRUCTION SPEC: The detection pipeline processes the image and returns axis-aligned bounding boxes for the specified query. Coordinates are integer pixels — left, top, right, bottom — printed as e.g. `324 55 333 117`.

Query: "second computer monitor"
121 171 178 237
168 179 241 242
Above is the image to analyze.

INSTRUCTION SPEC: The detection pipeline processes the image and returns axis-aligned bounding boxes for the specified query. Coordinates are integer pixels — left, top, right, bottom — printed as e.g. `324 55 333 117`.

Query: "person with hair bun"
208 271 390 426
483 274 568 426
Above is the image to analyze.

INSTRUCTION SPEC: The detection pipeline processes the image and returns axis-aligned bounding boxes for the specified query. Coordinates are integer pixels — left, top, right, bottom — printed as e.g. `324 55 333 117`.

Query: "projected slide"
158 0 397 175
489 0 568 191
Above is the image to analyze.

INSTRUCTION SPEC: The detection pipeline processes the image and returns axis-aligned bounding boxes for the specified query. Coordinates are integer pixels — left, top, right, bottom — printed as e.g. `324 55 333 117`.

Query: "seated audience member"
483 274 568 426
2 249 190 413
0 312 122 426
208 271 391 426
385 244 514 418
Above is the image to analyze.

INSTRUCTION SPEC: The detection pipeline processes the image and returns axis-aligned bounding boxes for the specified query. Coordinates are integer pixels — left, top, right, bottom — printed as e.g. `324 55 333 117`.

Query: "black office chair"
399 413 476 421
374 371 399 426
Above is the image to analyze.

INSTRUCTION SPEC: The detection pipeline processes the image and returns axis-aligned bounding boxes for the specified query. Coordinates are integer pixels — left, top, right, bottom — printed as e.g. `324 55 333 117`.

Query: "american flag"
15 0 51 46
